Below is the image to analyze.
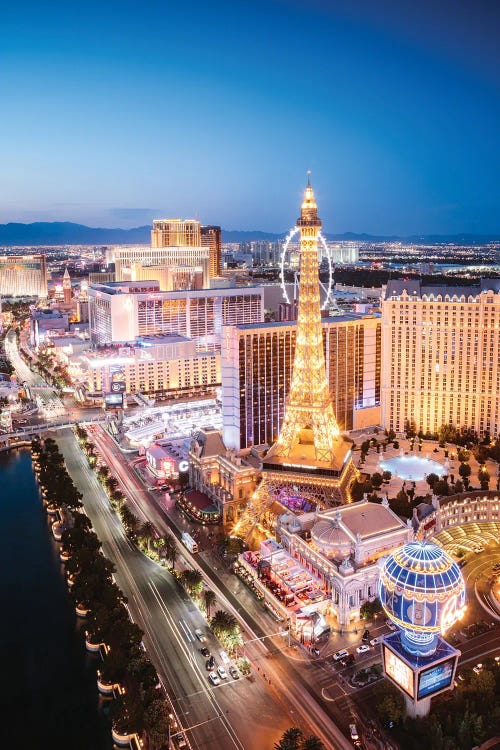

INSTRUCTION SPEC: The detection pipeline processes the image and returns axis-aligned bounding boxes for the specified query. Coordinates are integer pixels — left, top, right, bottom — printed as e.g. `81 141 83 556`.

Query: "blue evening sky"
1 0 499 234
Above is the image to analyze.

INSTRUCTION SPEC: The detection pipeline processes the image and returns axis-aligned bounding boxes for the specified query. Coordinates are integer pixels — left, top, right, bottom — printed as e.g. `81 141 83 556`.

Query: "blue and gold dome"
378 541 466 656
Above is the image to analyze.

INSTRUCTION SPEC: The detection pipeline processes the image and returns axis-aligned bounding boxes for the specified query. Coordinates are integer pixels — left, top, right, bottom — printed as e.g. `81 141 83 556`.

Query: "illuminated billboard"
417 657 455 700
105 392 124 409
383 645 414 699
110 362 127 394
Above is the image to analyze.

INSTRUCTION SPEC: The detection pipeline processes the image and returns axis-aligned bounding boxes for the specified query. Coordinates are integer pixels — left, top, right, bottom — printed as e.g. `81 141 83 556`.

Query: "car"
356 644 371 654
217 665 228 680
200 647 210 658
208 671 220 686
473 663 483 674
349 723 359 741
475 547 484 554
370 637 381 646
229 665 240 679
310 647 321 657
333 649 349 661
195 628 207 642
340 654 355 667
206 656 215 671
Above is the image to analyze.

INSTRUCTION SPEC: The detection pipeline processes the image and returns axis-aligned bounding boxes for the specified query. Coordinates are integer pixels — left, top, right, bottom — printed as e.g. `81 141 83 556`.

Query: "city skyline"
2 0 499 235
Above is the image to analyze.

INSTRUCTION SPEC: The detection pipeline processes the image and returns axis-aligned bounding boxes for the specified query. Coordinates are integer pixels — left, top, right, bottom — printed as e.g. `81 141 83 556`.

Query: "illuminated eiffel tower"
234 177 356 540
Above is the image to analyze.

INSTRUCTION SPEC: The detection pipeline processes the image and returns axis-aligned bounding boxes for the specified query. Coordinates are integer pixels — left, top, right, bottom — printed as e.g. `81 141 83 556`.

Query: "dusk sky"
1 0 499 235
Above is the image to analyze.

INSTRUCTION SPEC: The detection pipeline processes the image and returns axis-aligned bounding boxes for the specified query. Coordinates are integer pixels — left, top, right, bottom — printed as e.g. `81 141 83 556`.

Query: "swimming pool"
379 455 446 481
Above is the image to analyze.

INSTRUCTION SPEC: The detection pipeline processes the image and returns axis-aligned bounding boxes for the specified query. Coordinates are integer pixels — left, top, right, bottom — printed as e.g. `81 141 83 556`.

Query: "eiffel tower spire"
267 176 340 463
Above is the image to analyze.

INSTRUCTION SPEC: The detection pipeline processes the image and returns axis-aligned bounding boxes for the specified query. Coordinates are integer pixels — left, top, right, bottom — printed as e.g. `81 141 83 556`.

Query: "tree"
139 521 156 552
382 470 392 482
274 728 303 750
376 689 405 724
119 505 140 537
371 472 383 490
433 479 449 497
210 610 242 651
302 737 325 750
203 589 217 618
453 480 464 494
426 473 439 490
470 668 495 695
180 569 203 596
162 534 178 569
459 462 471 480
144 699 170 749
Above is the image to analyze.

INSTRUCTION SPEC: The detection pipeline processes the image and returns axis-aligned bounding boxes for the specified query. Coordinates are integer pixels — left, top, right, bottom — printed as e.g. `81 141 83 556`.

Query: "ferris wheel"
279 226 334 309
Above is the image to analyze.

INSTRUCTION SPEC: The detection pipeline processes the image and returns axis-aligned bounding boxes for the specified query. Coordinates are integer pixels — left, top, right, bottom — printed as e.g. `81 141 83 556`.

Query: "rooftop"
385 277 500 300
323 498 407 540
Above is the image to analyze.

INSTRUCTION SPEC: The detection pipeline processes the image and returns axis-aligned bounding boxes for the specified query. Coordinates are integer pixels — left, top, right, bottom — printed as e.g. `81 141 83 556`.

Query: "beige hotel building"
381 278 500 439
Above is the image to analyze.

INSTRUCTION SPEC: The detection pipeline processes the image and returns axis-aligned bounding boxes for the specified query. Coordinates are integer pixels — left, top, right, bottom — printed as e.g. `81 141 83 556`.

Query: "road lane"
57 429 292 750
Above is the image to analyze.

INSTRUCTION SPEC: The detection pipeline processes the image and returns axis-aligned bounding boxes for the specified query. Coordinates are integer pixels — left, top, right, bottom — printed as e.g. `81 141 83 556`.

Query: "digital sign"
383 645 414 698
417 657 455 700
105 392 124 408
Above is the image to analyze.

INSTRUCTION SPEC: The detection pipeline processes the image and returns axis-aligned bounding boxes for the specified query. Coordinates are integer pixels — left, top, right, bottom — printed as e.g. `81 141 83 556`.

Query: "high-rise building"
112 246 210 288
151 218 201 247
88 280 264 348
201 225 222 278
222 314 381 450
381 278 500 439
0 254 47 298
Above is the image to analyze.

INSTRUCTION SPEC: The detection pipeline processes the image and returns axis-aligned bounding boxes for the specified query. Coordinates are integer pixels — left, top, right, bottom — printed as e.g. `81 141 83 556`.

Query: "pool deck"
355 437 499 501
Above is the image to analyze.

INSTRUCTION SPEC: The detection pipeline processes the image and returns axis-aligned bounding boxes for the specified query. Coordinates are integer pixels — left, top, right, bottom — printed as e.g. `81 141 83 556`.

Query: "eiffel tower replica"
234 176 356 540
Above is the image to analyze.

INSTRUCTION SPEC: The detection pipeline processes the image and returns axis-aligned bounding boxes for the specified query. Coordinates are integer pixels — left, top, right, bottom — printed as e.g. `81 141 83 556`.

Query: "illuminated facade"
268 178 342 463
0 254 47 298
273 496 411 626
189 428 259 524
201 225 222 279
88 281 264 348
222 315 381 450
382 278 500 438
379 541 464 716
234 180 356 539
113 246 210 288
79 334 220 397
151 218 201 248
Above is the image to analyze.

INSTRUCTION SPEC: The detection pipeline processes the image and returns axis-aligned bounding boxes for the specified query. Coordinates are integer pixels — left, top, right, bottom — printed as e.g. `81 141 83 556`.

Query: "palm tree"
180 569 203 596
302 736 325 750
210 610 242 652
139 521 156 552
162 534 178 569
203 589 217 618
274 728 303 750
119 506 140 537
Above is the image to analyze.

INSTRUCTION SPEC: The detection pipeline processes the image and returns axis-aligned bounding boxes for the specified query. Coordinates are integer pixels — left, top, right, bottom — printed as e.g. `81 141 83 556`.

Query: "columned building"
381 278 500 439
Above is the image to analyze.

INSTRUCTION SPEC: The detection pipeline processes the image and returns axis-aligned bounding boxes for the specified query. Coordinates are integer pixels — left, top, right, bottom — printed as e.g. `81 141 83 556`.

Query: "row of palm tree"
274 728 325 750
32 437 172 749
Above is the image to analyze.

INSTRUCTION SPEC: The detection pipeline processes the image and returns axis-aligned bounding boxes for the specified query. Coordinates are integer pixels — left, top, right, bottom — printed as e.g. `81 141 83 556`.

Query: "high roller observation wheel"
280 226 333 309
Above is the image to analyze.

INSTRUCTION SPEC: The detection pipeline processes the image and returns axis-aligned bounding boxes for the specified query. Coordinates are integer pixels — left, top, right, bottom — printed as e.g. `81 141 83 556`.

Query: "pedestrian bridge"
0 415 107 445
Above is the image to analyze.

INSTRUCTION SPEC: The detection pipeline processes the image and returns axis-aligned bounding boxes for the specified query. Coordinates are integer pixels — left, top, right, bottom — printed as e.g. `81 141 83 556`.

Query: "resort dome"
311 512 352 560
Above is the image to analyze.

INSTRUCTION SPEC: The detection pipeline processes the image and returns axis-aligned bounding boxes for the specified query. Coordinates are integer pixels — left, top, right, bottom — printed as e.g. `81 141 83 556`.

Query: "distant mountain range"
0 221 498 246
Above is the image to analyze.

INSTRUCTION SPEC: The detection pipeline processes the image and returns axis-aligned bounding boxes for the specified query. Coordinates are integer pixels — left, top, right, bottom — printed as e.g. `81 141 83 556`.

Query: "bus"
181 532 198 553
